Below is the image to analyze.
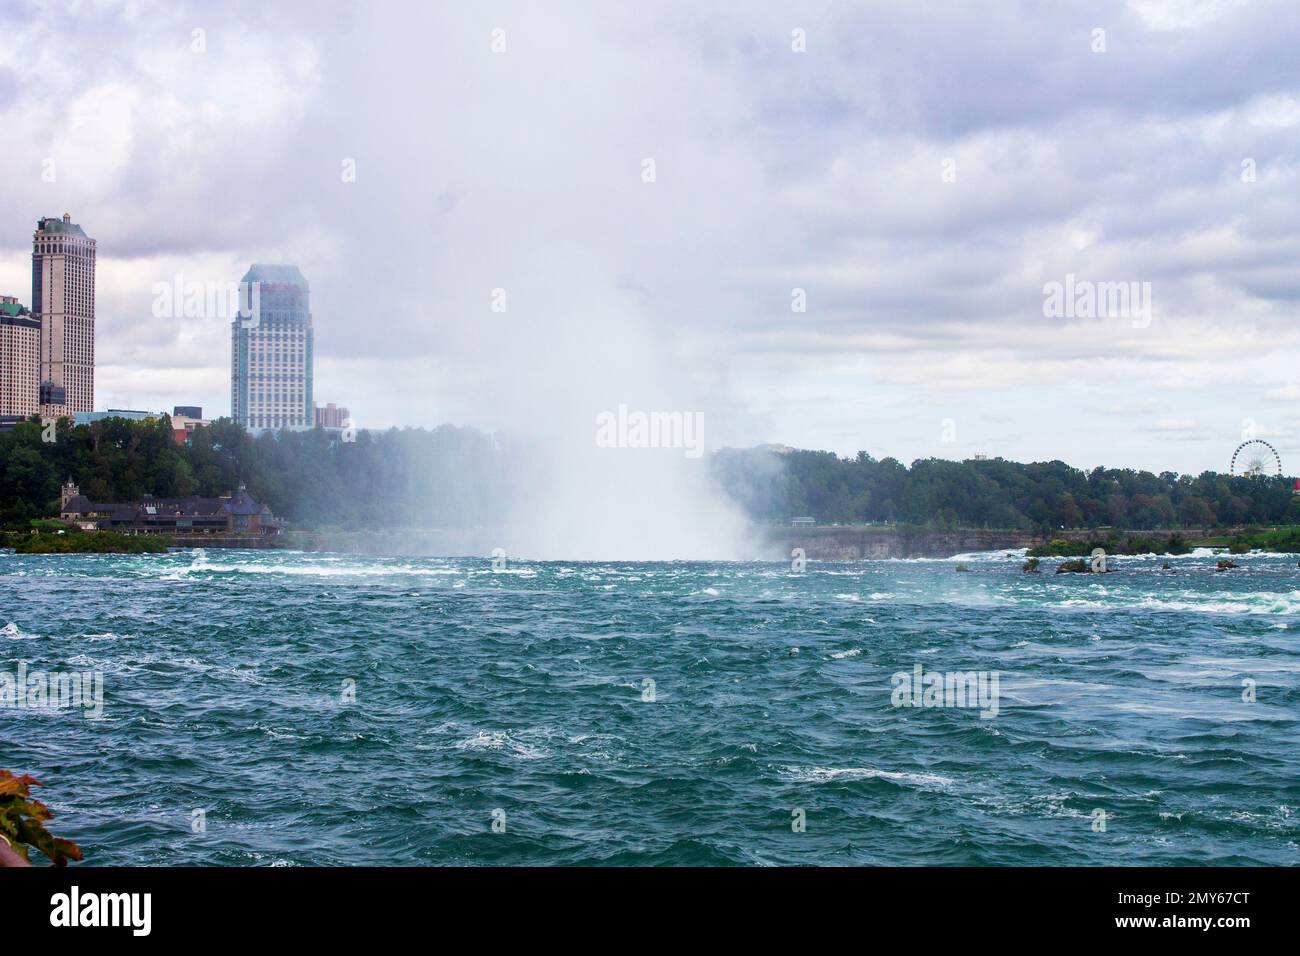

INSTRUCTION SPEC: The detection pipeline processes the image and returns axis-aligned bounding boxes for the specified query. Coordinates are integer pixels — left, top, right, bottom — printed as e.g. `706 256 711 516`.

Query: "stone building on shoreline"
58 481 283 536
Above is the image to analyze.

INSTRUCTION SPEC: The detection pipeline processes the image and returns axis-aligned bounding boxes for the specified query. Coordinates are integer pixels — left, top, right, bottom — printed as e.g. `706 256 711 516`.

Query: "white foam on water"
881 548 1027 564
951 548 1029 562
176 559 466 578
258 725 309 741
1037 587 1300 616
778 765 953 788
453 730 550 760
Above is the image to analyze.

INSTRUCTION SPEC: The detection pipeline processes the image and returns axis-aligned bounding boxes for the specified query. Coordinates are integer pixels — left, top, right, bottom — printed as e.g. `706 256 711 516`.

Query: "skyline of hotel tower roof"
240 263 309 288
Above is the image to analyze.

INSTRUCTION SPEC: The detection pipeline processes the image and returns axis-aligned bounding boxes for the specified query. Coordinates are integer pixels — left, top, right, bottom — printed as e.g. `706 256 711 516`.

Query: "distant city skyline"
1 2 1299 475
1 217 353 437
0 213 97 424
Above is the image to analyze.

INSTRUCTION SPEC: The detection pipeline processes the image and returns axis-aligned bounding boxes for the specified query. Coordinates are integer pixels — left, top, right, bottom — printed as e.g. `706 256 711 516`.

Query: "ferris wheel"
1229 439 1282 478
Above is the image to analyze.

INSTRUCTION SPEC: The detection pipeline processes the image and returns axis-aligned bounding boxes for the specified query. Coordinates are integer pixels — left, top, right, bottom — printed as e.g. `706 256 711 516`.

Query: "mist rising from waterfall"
413 280 764 561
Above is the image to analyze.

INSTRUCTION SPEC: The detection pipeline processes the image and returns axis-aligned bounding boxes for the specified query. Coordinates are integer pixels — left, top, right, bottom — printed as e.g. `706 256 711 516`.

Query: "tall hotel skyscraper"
0 295 40 423
230 264 314 430
32 213 96 416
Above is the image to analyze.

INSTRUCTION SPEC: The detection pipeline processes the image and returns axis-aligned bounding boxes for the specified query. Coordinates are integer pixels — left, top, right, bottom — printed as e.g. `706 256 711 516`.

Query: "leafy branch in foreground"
0 770 83 866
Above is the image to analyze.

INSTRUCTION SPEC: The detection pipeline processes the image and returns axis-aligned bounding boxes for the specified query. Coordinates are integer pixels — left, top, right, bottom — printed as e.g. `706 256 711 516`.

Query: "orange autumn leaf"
0 769 83 867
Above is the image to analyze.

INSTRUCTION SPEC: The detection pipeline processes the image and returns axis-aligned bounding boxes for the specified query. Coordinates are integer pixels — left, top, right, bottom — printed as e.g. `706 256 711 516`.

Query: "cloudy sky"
2 0 1299 475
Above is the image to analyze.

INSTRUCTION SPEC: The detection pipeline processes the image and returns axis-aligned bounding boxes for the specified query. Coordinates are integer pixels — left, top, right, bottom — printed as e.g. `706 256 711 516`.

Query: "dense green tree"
711 448 1299 531
3 417 1297 533
0 415 512 531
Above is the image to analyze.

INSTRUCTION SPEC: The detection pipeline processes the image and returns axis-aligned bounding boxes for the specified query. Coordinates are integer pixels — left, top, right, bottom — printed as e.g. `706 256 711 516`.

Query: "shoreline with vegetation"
1027 533 1193 556
1028 527 1300 557
773 523 1300 561
1 529 170 554
3 414 1300 560
4 522 1299 561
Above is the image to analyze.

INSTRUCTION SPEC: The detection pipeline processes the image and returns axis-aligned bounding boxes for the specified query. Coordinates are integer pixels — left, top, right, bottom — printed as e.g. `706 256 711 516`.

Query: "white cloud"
1129 0 1251 32
0 0 1297 475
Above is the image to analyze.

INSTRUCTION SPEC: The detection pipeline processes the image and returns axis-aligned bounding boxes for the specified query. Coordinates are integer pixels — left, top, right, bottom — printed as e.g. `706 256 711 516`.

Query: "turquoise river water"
1 547 1296 865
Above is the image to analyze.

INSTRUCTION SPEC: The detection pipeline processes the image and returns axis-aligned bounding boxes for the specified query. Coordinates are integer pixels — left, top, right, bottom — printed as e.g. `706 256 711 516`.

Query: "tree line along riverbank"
4 415 1300 536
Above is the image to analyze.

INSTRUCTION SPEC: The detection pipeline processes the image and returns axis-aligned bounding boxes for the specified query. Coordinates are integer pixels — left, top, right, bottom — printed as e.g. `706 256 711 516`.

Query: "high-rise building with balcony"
32 213 96 417
230 264 314 430
0 295 40 425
